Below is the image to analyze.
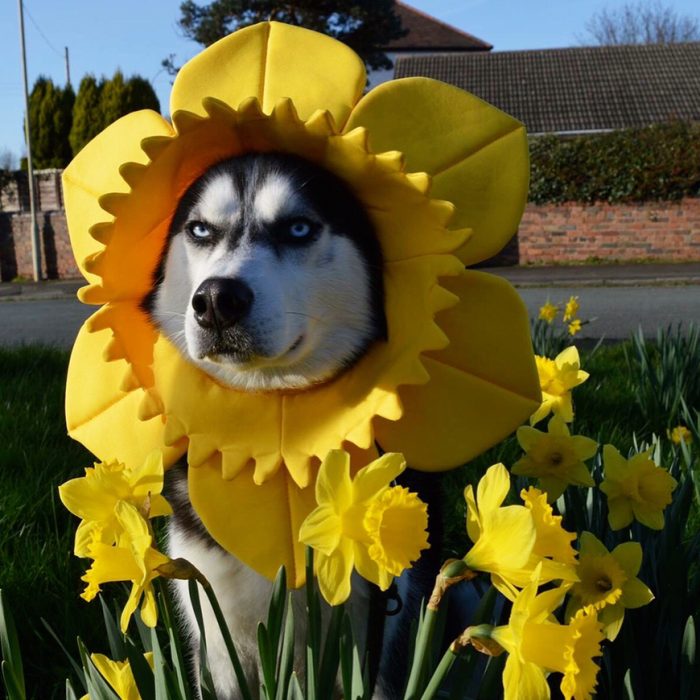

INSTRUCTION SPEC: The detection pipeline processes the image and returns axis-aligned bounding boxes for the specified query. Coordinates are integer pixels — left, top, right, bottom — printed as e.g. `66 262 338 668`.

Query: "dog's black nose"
192 277 254 331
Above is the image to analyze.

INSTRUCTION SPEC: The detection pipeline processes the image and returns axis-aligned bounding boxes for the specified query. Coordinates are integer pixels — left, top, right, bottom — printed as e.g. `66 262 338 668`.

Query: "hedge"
529 121 700 204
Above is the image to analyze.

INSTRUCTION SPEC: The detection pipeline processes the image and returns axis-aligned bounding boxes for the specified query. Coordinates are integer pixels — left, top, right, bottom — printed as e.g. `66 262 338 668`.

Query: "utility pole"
64 46 71 86
17 0 42 282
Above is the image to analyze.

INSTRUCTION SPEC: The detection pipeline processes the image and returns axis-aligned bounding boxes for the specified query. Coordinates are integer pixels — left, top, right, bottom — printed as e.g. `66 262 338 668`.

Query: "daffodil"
298 450 428 605
568 319 582 336
62 21 540 585
59 451 171 556
668 425 692 445
600 445 677 530
81 652 154 700
531 346 589 425
513 415 597 501
567 532 653 641
563 296 580 322
521 487 577 566
483 567 603 700
81 501 170 632
538 300 558 323
462 464 535 593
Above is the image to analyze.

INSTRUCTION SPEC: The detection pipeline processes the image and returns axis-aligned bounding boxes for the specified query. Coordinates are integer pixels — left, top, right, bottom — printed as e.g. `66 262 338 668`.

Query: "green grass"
0 342 697 696
0 346 105 697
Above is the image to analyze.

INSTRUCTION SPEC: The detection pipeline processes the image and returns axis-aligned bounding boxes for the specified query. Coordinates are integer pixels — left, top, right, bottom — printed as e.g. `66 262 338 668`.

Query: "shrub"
529 121 700 204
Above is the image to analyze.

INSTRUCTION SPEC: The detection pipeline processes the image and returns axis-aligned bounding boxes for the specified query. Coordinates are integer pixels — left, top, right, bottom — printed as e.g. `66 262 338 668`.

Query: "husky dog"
144 152 435 699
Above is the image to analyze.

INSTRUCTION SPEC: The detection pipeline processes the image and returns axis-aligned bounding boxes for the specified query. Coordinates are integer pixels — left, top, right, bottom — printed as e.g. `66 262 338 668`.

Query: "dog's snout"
192 278 254 331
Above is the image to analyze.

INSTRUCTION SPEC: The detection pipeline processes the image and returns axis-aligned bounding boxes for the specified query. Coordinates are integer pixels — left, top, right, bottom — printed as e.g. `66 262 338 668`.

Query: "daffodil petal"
375 271 540 468
346 77 528 266
607 498 634 531
298 507 342 556
66 323 185 469
62 110 173 286
621 577 654 609
612 541 643 578
516 425 544 453
171 22 365 128
316 540 354 606
315 450 352 508
598 603 625 641
631 502 665 530
188 456 316 588
352 453 406 503
477 463 511 515
578 532 608 558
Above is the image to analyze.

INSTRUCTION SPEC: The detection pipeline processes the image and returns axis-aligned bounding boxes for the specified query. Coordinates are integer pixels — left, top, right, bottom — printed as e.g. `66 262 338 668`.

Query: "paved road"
0 282 698 348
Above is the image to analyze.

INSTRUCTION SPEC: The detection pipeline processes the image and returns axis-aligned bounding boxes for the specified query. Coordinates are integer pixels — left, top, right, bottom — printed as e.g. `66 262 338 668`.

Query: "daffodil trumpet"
63 20 540 585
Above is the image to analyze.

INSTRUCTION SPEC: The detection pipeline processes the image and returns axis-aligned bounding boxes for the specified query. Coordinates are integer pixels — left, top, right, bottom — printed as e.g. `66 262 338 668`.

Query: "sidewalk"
483 262 700 288
1 262 700 301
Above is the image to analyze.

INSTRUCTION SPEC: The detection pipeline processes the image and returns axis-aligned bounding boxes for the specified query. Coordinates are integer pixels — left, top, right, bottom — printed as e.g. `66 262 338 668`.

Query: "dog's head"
144 152 386 391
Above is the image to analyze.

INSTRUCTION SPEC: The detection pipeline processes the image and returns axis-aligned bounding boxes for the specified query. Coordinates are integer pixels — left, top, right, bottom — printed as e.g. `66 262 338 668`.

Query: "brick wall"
2 167 700 278
0 211 79 281
517 197 700 264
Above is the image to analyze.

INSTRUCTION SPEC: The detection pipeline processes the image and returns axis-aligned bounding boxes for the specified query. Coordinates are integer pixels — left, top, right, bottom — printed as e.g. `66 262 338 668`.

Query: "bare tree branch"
581 1 700 45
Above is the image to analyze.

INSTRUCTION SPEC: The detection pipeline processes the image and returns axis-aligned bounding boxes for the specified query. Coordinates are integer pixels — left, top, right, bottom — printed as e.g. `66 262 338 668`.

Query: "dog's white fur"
151 155 387 698
152 163 376 392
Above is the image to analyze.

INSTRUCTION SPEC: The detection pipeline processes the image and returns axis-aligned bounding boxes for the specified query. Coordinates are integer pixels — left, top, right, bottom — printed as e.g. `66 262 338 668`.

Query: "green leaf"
275 594 295 700
187 579 216 699
99 597 126 660
339 614 365 700
681 616 697 700
40 619 87 692
77 638 120 700
287 673 304 700
123 638 156 700
317 604 344 699
0 590 25 699
258 623 276 700
65 678 79 700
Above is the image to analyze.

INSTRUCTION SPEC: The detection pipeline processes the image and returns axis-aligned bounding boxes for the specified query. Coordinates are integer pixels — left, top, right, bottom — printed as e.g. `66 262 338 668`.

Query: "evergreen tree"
124 76 160 114
98 71 161 131
69 75 104 156
99 70 128 128
27 76 74 168
171 0 406 72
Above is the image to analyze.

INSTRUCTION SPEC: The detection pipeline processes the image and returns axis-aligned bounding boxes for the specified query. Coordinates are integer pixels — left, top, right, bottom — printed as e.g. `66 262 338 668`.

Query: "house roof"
394 41 700 133
386 2 492 52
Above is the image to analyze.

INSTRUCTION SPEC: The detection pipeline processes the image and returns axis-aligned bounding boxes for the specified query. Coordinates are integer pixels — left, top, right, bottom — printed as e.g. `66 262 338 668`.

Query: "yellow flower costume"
63 22 540 586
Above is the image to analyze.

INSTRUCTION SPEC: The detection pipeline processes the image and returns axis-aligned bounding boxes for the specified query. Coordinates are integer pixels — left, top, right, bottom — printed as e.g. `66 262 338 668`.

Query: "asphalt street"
0 278 698 348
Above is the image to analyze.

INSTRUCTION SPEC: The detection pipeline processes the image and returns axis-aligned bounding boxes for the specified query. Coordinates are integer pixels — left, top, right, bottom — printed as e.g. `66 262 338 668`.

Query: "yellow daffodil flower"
600 445 677 530
668 425 692 445
298 450 428 605
462 464 537 595
485 567 603 700
59 451 172 557
81 501 170 632
563 296 580 322
513 415 597 501
568 319 583 336
464 467 578 598
80 652 154 700
521 487 577 566
567 532 654 641
531 346 589 425
538 301 559 323
62 21 540 585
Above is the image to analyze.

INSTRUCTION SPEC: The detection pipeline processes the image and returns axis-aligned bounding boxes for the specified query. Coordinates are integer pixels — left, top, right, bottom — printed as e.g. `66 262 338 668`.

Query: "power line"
23 1 63 58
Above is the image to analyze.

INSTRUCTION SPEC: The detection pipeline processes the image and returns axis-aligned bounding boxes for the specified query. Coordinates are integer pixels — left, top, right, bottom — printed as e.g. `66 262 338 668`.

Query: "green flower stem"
199 580 254 700
419 647 457 700
404 565 477 699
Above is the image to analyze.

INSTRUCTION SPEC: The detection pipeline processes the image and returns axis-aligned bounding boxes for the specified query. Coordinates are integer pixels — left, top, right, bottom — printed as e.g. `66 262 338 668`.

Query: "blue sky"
2 0 699 161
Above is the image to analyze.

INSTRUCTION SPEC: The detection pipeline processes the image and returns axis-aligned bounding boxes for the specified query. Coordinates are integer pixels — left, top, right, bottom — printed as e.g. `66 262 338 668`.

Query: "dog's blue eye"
187 221 212 240
288 220 313 238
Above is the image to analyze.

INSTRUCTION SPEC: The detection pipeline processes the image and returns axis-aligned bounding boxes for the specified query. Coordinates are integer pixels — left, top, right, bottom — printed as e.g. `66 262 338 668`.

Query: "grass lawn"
0 341 698 697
